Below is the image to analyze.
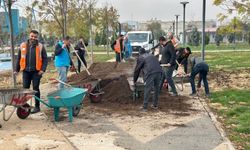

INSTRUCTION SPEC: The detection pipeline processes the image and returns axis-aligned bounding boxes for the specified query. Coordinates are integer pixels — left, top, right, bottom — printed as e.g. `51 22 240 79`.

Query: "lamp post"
180 1 189 46
201 0 206 60
7 0 17 87
172 21 175 34
175 15 180 38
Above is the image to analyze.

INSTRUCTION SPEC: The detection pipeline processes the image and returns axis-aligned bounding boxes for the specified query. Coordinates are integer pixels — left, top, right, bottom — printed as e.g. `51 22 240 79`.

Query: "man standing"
189 57 210 97
176 47 192 73
159 35 178 96
54 36 72 89
15 30 48 114
111 34 124 68
74 36 88 73
134 48 162 112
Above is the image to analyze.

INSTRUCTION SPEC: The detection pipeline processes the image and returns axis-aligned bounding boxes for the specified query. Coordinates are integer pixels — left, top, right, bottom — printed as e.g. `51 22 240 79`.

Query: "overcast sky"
97 0 226 22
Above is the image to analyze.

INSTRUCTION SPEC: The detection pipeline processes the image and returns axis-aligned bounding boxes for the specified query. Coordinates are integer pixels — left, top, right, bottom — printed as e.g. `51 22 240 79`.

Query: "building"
0 9 20 36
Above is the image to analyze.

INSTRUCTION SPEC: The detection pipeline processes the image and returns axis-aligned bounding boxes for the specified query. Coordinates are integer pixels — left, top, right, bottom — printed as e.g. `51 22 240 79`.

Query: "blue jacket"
124 39 132 58
54 41 71 67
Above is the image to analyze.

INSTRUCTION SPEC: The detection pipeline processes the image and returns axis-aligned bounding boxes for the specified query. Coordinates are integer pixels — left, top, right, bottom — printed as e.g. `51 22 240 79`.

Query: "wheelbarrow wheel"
72 105 81 117
89 92 102 103
16 103 31 119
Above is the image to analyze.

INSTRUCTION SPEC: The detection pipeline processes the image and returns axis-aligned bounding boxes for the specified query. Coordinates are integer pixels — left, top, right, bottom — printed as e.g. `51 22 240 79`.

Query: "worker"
188 57 210 97
111 34 124 68
134 48 162 112
176 47 192 73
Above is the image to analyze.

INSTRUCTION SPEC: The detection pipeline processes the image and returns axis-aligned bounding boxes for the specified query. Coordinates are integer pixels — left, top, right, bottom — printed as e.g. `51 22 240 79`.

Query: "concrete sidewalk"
0 81 235 150
43 83 235 150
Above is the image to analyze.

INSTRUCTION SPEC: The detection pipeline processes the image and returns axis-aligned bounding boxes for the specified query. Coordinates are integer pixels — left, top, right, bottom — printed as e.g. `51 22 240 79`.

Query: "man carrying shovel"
54 36 74 89
74 36 88 73
111 34 124 68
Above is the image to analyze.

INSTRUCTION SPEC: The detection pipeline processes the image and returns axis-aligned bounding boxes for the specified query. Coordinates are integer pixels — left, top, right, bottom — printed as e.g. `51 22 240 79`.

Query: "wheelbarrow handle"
33 96 51 108
50 78 72 87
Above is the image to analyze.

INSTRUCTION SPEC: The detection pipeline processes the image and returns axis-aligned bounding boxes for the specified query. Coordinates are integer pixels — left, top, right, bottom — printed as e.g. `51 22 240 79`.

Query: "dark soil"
66 59 197 117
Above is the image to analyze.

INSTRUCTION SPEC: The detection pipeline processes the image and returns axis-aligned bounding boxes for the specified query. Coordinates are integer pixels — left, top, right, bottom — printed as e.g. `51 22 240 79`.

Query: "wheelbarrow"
127 77 144 101
71 79 104 103
34 87 88 122
0 88 36 121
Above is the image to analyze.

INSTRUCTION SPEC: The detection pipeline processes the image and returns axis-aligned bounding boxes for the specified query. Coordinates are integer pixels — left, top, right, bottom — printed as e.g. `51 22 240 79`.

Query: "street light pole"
201 0 206 60
7 0 17 87
173 21 175 35
175 15 180 38
233 16 236 50
180 1 189 46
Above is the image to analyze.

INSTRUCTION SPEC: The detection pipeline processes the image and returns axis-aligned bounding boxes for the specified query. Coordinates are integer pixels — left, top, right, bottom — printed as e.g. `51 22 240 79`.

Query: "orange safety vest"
20 42 43 71
114 39 121 53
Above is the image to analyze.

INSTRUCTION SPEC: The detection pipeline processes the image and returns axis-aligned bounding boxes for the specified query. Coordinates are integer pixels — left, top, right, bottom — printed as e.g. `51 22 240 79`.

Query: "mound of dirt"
66 59 196 116
68 60 135 84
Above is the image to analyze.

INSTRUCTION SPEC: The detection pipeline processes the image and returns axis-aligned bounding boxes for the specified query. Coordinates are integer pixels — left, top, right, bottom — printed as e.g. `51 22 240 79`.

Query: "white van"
127 31 154 55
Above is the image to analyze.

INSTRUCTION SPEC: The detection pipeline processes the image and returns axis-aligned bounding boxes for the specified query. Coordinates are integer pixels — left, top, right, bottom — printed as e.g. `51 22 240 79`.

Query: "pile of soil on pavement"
68 59 135 84
66 59 197 116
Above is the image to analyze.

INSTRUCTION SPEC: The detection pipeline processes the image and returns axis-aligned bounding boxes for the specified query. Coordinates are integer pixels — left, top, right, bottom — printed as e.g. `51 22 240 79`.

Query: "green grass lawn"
183 43 250 51
93 54 115 62
210 90 250 149
192 51 250 71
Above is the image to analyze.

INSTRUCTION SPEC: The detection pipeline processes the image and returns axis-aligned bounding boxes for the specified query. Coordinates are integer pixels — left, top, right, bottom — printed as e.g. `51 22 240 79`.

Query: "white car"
127 31 154 55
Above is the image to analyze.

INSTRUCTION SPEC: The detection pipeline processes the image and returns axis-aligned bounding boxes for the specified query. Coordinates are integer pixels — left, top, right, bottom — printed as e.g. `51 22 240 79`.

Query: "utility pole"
7 0 17 87
89 1 93 64
201 0 206 60
180 1 189 46
62 0 67 38
175 15 180 38
233 16 236 50
173 21 175 35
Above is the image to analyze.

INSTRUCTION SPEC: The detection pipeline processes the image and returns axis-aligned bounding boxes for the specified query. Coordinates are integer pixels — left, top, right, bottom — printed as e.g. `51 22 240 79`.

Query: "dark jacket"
134 53 162 82
190 57 209 87
75 41 88 55
160 41 176 66
111 39 124 53
176 48 188 65
190 57 209 72
16 40 48 72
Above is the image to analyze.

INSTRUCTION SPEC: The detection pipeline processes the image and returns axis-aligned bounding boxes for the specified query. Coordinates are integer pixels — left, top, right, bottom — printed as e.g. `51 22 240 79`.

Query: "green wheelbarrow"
35 87 87 122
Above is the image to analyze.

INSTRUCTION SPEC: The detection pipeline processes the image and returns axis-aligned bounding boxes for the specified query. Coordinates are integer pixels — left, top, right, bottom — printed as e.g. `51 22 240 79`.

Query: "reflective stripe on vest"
114 40 121 53
20 42 43 71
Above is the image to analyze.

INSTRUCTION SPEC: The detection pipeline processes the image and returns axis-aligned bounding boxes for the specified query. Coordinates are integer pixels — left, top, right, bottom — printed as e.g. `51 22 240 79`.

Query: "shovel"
71 45 91 75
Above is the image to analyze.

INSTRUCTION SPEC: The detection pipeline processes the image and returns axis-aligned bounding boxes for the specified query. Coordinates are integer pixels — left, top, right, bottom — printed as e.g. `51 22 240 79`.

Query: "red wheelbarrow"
0 88 36 121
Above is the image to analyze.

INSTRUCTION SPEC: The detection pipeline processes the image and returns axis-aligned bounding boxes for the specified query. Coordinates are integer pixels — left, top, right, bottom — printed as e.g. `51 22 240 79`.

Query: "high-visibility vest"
20 42 43 71
114 40 121 53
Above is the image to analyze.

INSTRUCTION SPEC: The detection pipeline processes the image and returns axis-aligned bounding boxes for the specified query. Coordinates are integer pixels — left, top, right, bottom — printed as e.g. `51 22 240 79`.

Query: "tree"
227 33 235 43
214 28 224 46
205 34 210 45
146 21 165 40
28 0 93 38
217 17 247 44
213 0 250 22
95 5 119 52
189 27 200 46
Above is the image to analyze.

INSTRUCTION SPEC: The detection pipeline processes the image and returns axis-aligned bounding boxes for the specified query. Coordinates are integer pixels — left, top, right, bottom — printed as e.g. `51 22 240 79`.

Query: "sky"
97 0 226 22
1 0 226 23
